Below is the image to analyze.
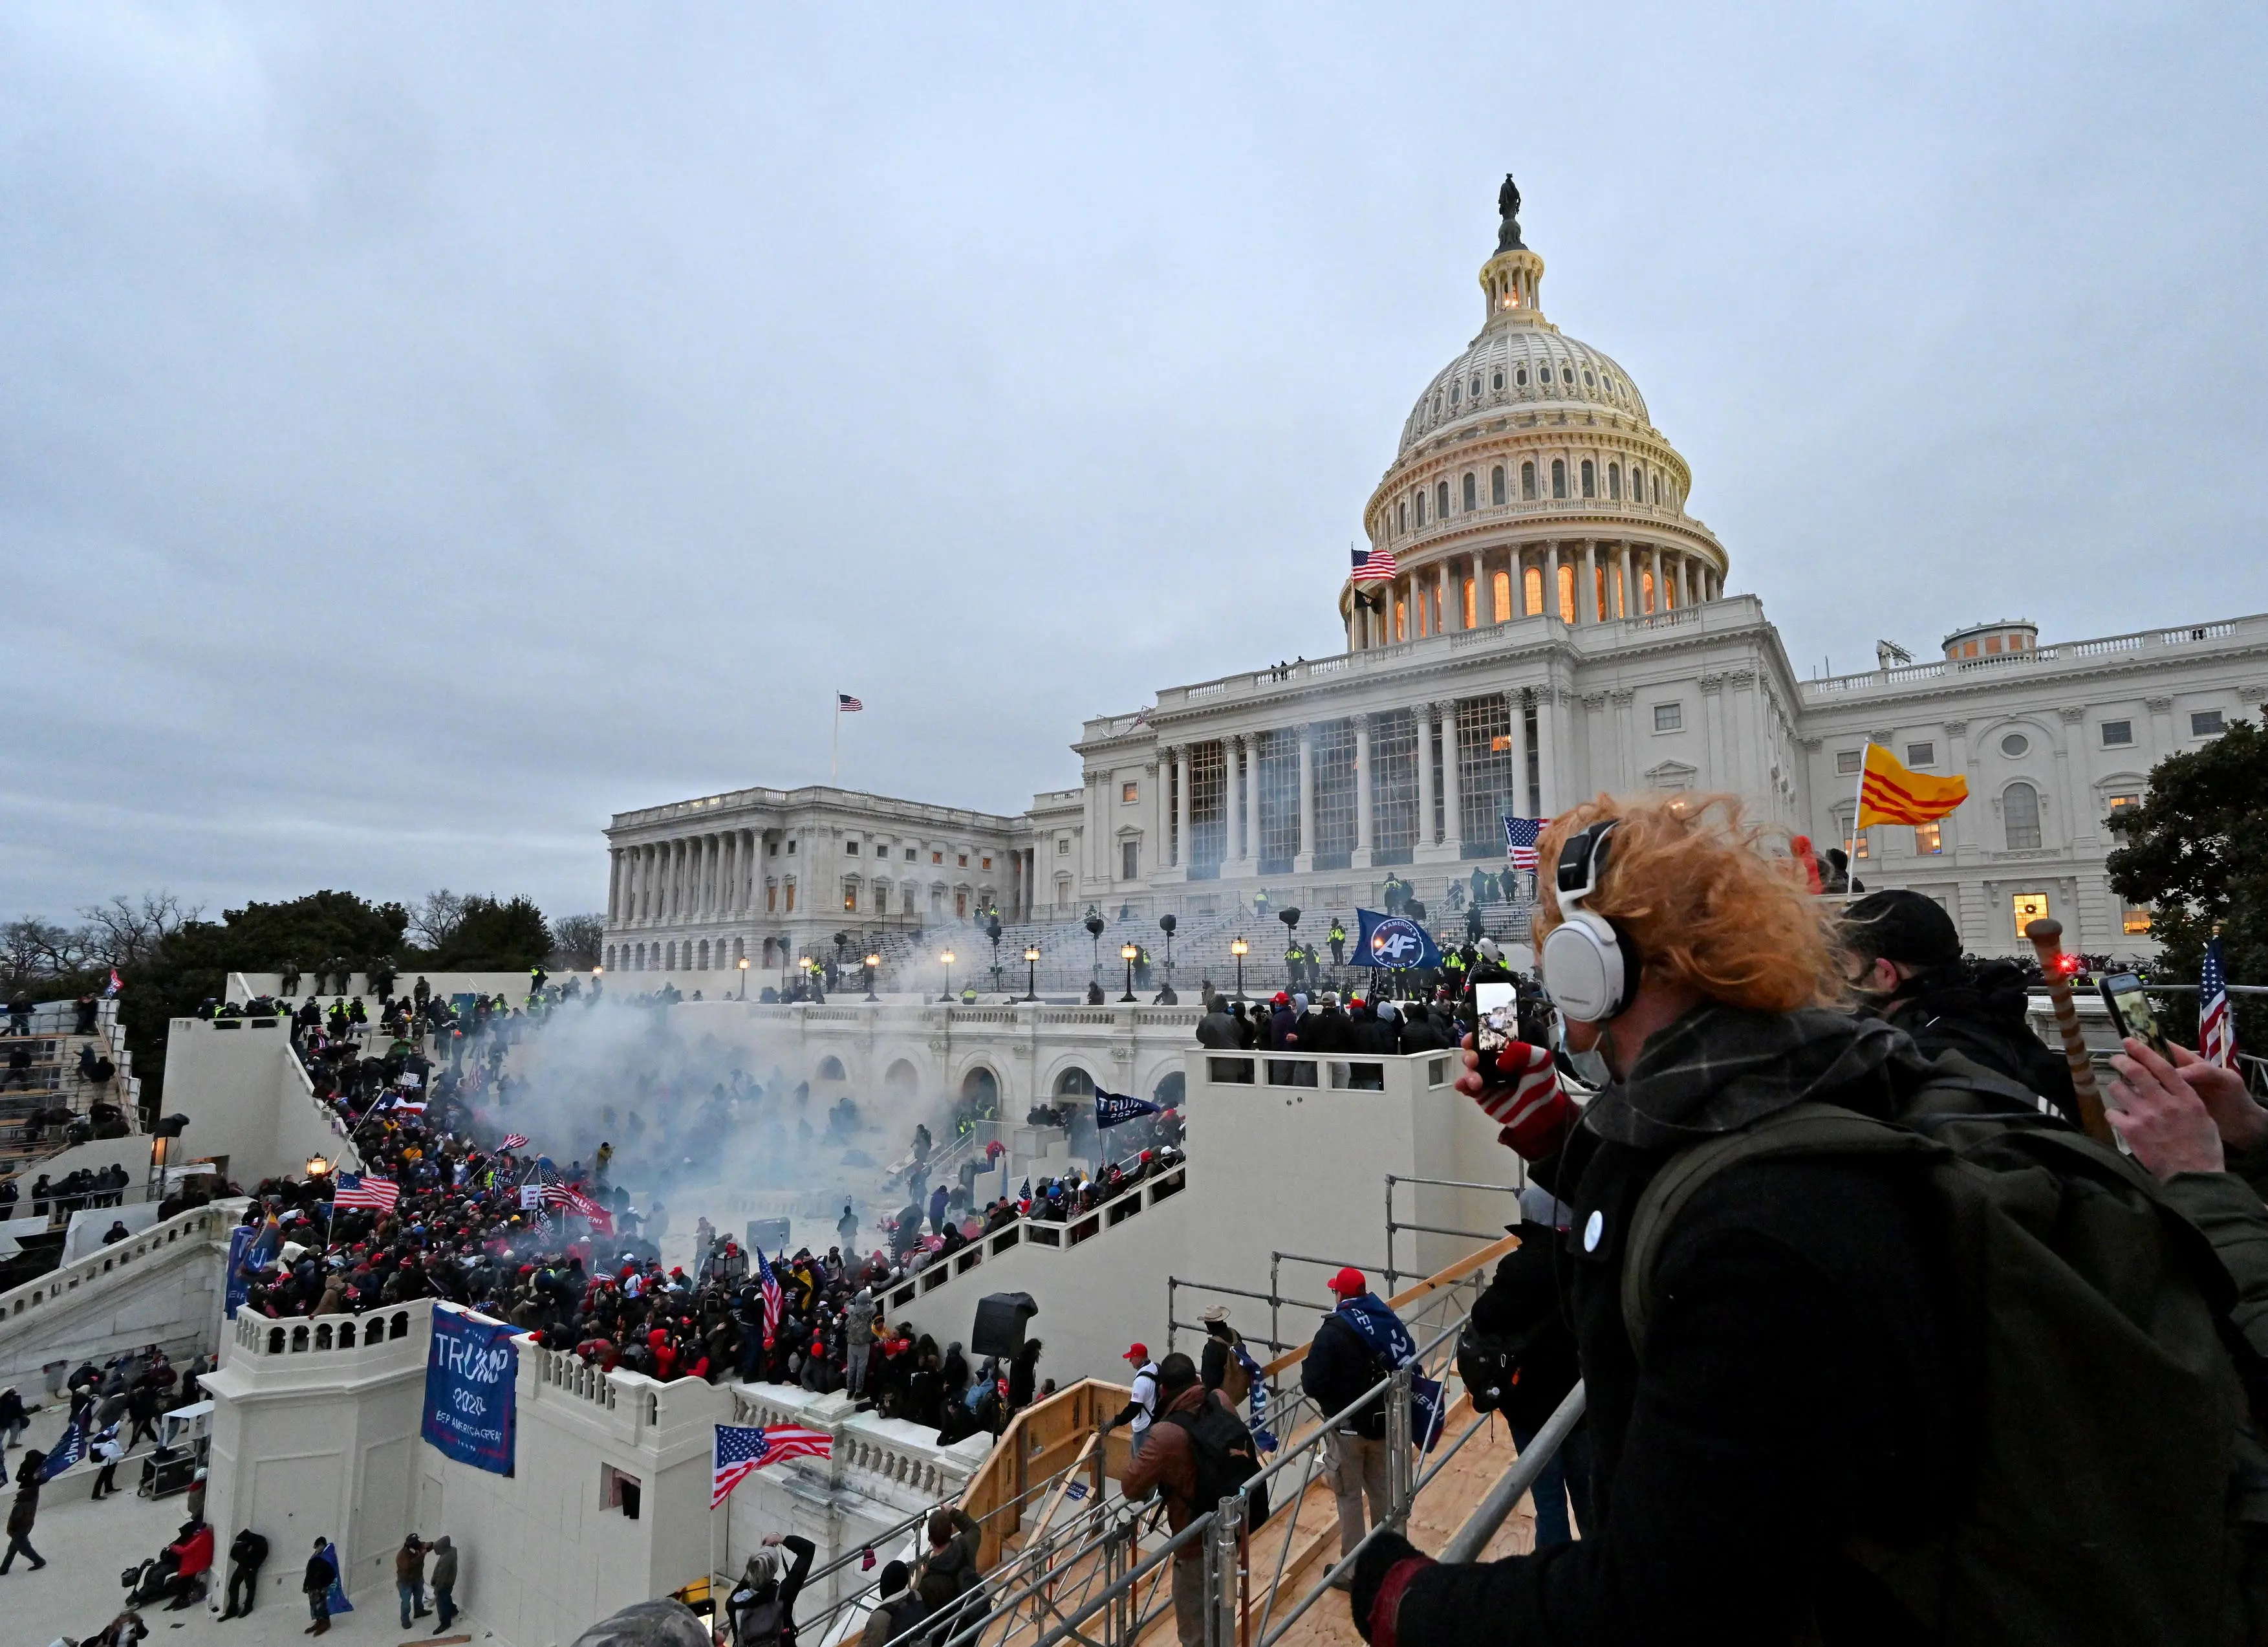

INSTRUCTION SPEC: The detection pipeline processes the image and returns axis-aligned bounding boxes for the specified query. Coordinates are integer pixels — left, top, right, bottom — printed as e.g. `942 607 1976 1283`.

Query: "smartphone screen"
1473 981 1518 1058
2100 972 2168 1054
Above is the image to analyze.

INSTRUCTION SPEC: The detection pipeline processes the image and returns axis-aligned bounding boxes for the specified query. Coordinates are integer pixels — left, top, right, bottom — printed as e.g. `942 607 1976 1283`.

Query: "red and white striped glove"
1472 1041 1573 1161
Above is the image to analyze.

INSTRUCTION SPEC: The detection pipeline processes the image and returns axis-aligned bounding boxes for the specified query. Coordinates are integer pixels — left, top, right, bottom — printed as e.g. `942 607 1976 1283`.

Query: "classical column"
605 849 621 924
1416 704 1437 847
1294 725 1316 871
1246 735 1264 866
1507 689 1531 821
1173 745 1192 869
1226 736 1246 869
1577 540 1597 624
1445 558 1465 632
1618 541 1635 620
1440 699 1464 853
1353 714 1374 867
1535 688 1559 815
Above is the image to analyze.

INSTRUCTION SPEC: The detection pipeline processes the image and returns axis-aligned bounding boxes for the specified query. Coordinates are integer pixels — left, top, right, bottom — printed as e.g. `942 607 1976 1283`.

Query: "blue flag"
321 1542 353 1614
1096 1089 1162 1129
1352 908 1441 971
39 1413 88 1481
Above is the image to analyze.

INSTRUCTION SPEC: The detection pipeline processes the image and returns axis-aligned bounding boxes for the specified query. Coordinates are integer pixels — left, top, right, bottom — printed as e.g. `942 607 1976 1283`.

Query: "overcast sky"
6 3 2263 926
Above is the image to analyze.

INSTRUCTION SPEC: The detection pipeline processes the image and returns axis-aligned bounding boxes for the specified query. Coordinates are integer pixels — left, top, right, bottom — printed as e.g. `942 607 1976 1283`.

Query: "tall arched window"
1522 565 1544 615
1397 500 1406 534
1462 472 1477 511
1491 465 1506 505
1557 562 1576 623
1653 472 1664 505
1580 459 1595 498
1415 492 1427 527
1492 567 1511 622
2004 782 2042 850
1551 459 1567 499
1631 464 1646 502
697 940 710 968
1607 463 1621 500
1521 461 1537 500
1435 480 1451 517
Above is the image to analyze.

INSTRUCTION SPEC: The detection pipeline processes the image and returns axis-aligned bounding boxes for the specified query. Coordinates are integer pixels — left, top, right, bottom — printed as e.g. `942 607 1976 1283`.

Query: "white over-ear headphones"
1538 820 1642 1023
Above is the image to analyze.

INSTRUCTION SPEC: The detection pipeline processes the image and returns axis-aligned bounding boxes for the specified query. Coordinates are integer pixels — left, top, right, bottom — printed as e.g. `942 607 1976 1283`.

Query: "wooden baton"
2025 917 2112 1144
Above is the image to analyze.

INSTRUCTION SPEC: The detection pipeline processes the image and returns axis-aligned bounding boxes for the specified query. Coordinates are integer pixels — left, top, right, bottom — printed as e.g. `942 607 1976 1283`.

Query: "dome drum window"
1608 463 1621 501
1551 459 1567 500
1462 473 1478 511
1515 367 1528 387
1521 461 1537 501
1491 465 1507 506
1581 459 1595 499
1435 480 1451 518
1491 371 1504 390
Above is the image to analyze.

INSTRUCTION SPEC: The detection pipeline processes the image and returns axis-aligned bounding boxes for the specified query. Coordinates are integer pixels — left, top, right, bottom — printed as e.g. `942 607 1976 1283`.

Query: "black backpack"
1165 1396 1272 1531
1621 1059 2264 1647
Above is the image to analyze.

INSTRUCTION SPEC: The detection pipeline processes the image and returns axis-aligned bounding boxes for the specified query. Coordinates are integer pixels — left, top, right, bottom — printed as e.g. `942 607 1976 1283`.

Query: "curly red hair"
1534 792 1847 1014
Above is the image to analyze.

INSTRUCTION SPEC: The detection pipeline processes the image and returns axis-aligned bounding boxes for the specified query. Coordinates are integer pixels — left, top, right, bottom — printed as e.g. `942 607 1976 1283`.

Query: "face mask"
1551 1016 1612 1090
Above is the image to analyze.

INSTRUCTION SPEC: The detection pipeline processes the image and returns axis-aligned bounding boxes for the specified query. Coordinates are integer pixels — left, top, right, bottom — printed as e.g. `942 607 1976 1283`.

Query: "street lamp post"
940 950 955 1003
864 953 881 1002
1230 937 1248 1001
1120 943 1139 1003
1024 946 1041 1001
737 957 749 1000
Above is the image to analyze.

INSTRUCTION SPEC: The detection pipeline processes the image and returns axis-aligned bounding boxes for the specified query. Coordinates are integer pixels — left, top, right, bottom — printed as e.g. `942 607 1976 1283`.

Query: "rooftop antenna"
1875 638 1913 670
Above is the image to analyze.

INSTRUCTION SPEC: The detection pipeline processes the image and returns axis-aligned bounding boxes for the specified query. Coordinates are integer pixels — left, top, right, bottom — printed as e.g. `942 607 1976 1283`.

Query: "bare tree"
79 891 202 970
2 917 91 986
408 889 469 950
549 913 605 970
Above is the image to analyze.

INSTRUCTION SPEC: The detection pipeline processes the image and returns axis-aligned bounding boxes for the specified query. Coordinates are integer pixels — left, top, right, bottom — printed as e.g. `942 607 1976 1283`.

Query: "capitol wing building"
603 195 2267 975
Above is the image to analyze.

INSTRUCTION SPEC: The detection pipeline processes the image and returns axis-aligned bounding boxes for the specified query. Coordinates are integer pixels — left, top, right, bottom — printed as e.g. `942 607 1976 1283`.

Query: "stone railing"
879 1162 1189 1318
1801 614 2265 701
231 1299 424 1360
0 1197 245 1325
728 1382 981 1503
532 1341 620 1410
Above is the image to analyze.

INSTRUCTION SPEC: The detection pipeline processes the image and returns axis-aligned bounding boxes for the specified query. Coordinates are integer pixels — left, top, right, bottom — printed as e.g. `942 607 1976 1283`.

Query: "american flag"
541 1183 614 1232
2201 935 2238 1069
332 1173 400 1212
837 693 863 712
713 1422 832 1507
757 1248 784 1347
499 1133 530 1151
1503 815 1544 871
1350 545 1399 585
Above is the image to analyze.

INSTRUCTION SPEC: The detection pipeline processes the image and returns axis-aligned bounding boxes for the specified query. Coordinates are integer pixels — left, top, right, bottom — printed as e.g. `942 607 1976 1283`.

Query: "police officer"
1328 919 1348 968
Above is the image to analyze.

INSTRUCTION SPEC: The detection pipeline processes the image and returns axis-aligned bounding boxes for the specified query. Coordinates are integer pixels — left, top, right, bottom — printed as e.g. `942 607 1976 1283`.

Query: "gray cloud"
5 2 2263 920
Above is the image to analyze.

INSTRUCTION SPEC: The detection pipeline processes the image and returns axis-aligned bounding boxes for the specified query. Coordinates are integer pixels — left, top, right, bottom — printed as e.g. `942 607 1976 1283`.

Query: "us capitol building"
602 182 2266 974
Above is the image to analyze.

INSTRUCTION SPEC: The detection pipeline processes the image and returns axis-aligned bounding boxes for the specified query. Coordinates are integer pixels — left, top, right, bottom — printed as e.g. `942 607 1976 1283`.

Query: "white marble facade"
605 212 2268 968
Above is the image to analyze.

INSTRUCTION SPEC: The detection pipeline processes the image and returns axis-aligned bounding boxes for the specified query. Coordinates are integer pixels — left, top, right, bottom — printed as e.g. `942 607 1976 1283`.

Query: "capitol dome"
1345 184 1726 650
1398 329 1650 457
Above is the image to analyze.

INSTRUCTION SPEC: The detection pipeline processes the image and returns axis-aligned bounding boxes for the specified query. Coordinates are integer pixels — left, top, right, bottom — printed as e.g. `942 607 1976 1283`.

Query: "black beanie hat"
880 1560 911 1597
1842 889 1961 970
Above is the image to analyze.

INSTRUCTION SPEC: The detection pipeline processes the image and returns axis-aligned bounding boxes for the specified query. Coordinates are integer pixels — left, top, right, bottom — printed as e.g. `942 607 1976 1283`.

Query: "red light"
2053 953 2083 979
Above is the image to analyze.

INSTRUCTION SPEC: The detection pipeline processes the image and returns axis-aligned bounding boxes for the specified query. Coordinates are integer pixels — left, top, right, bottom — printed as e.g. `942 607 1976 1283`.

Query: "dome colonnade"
1343 236 1726 651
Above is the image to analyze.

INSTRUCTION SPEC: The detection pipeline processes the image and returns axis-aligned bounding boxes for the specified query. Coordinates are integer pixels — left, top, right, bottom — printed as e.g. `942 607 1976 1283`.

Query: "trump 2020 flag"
38 1412 88 1480
1352 909 1442 971
1095 1089 1162 1130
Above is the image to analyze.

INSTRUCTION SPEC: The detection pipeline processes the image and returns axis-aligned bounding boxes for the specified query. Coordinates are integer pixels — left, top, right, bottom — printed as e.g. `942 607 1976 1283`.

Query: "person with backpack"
1108 1344 1160 1457
1122 1353 1239 1647
729 1531 815 1647
914 1506 985 1641
1840 888 2079 1124
861 1560 927 1647
1301 1267 1413 1569
1353 791 2253 1647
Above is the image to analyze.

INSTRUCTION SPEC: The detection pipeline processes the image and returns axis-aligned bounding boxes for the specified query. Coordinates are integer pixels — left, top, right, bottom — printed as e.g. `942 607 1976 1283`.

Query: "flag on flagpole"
837 693 863 712
1352 908 1442 970
713 1422 832 1507
332 1173 400 1212
1502 816 1544 871
499 1133 530 1152
1855 743 1969 827
1350 546 1399 584
39 1412 89 1480
540 1183 614 1232
1096 1089 1163 1129
2202 935 2238 1069
757 1249 784 1347
103 968 123 998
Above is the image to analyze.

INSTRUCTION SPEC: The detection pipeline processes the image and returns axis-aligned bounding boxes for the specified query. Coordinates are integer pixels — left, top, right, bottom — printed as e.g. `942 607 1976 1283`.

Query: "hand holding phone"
1473 982 1518 1059
2100 972 2169 1056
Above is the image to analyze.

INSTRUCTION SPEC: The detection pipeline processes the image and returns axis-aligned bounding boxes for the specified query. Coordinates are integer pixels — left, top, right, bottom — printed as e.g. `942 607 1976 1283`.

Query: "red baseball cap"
1122 1342 1149 1362
1326 1267 1366 1298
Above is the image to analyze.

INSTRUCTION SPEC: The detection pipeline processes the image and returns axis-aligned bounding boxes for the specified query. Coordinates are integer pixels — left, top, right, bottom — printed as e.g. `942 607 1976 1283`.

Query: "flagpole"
1847 744 1868 888
832 702 839 785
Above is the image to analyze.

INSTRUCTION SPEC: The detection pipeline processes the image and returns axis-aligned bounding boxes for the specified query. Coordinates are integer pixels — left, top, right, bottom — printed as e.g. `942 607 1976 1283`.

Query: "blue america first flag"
714 1422 832 1507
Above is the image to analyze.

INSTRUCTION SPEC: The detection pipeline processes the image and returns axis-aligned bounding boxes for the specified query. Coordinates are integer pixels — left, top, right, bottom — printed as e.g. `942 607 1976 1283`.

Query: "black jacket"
230 1529 268 1569
1467 1226 1579 1433
1380 1005 1960 1647
1301 1308 1394 1440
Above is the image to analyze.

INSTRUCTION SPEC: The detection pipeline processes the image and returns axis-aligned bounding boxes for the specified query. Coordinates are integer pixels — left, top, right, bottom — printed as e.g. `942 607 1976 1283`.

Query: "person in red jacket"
162 1519 215 1609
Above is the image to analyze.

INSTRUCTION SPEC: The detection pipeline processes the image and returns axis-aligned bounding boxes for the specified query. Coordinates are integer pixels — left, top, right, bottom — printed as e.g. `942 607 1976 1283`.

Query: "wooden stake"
2024 917 2112 1144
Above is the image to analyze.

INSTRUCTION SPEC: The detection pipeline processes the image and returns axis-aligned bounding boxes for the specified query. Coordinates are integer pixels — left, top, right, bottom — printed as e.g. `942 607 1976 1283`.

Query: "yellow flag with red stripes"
1856 743 1969 827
